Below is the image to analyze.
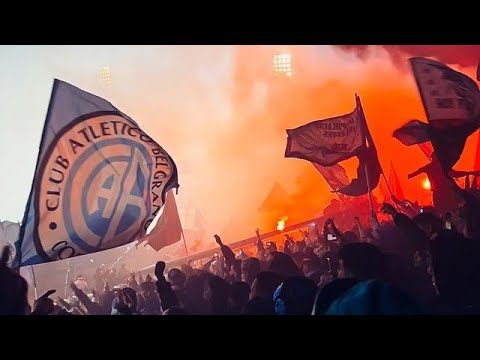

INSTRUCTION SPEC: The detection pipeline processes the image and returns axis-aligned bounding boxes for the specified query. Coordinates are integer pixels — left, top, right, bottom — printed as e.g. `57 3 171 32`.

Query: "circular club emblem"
34 113 175 261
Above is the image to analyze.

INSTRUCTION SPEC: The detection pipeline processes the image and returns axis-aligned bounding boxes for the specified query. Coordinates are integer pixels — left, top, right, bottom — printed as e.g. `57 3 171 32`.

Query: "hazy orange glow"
277 216 288 231
422 178 432 191
118 45 479 252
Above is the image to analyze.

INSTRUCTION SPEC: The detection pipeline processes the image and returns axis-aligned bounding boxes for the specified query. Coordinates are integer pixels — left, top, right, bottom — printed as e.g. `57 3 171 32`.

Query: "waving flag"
409 57 480 170
312 163 349 191
335 95 382 197
285 102 365 166
388 162 405 200
418 142 434 161
14 80 178 267
285 95 381 197
393 119 431 146
144 190 182 252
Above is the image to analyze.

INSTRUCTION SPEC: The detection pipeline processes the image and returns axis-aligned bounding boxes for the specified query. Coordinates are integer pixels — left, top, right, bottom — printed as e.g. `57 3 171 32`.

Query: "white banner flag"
410 57 480 126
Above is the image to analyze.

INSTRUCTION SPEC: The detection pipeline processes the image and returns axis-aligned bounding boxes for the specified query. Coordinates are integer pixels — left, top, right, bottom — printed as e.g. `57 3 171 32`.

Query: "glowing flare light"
422 178 431 190
277 216 288 231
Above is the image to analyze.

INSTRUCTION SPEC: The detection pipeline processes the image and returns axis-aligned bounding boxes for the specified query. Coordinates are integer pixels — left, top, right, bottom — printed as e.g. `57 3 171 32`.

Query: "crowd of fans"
1 174 480 315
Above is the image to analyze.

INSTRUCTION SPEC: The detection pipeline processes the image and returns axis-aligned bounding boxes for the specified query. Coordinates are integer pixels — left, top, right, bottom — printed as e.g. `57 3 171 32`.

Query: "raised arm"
214 234 236 268
70 283 103 315
353 216 366 240
328 219 344 242
407 164 429 180
381 202 427 255
155 261 179 312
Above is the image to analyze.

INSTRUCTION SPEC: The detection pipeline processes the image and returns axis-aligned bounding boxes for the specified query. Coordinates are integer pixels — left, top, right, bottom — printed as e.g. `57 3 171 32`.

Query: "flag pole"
180 228 190 261
357 93 390 213
381 164 396 201
365 164 374 213
177 199 190 261
382 163 400 211
30 265 38 300
108 243 136 270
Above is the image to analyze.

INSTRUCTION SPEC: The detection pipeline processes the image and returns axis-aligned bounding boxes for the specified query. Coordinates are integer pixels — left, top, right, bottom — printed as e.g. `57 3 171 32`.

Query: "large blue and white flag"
14 79 179 267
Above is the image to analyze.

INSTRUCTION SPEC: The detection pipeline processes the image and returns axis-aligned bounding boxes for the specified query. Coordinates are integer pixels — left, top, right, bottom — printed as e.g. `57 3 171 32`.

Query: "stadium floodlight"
273 53 292 77
99 66 112 85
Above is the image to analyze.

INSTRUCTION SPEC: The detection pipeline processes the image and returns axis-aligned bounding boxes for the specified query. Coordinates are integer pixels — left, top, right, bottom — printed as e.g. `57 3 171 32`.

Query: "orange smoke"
215 45 479 241
336 45 480 68
106 45 479 247
277 216 288 231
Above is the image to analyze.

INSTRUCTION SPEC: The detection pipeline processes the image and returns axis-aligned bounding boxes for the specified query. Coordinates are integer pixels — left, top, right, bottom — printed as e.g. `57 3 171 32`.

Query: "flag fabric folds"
336 145 382 197
311 163 349 191
388 162 405 200
392 120 431 146
418 142 434 161
408 57 480 170
145 190 182 252
14 79 178 267
285 103 365 166
286 94 382 197
335 95 382 197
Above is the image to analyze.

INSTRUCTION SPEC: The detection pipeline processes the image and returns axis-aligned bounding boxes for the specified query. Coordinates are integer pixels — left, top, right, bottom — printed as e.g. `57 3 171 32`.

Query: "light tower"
272 52 293 78
98 66 112 85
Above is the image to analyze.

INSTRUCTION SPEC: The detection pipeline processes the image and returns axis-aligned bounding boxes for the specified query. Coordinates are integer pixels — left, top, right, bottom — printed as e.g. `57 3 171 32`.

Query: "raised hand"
0 246 10 267
155 261 166 280
32 289 56 315
255 239 264 250
0 246 31 315
214 234 222 246
381 203 398 217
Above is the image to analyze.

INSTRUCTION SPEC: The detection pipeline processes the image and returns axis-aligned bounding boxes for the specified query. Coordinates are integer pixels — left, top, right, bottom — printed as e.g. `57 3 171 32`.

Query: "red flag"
389 162 405 200
417 142 434 161
145 190 182 252
312 162 349 191
474 135 480 171
474 134 480 188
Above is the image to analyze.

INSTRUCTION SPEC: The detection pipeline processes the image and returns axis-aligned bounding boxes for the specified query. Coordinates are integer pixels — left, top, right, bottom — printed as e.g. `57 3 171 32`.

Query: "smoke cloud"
336 45 480 68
